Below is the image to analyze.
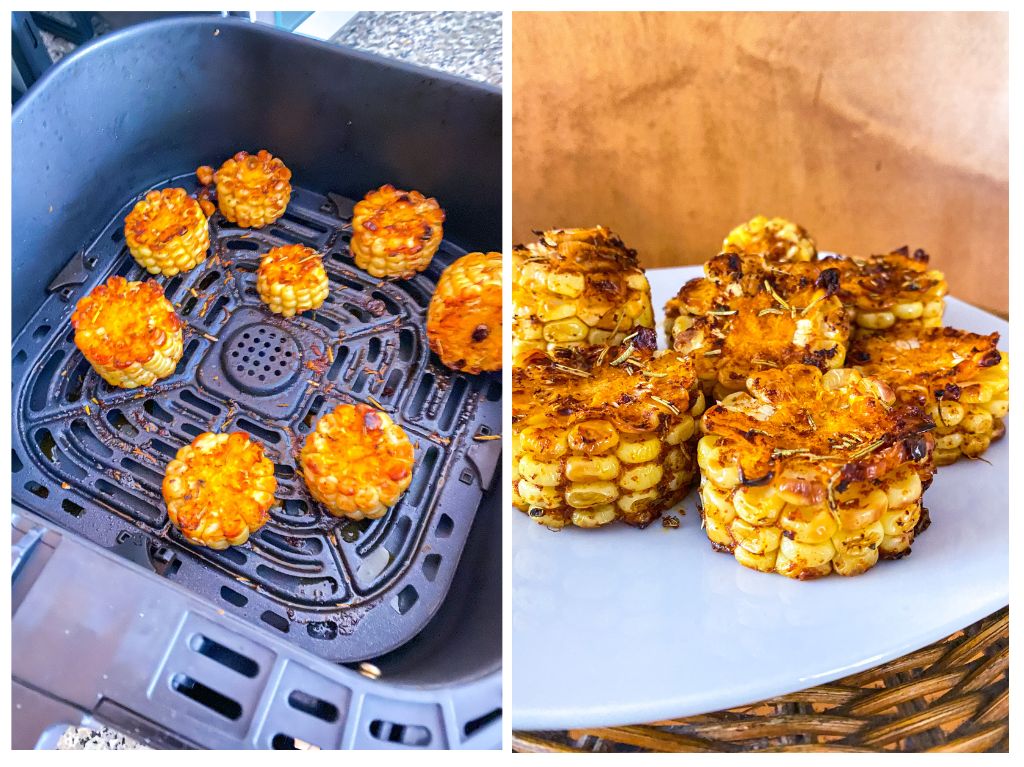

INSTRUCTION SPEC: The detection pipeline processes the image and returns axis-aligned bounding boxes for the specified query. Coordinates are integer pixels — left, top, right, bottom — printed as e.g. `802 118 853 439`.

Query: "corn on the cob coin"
723 215 817 263
849 326 1008 466
427 251 502 373
70 276 184 389
163 431 277 549
215 149 292 228
512 226 655 362
300 403 415 521
698 364 935 578
821 247 948 337
256 244 330 318
666 254 849 399
350 184 445 279
124 187 210 276
512 331 704 529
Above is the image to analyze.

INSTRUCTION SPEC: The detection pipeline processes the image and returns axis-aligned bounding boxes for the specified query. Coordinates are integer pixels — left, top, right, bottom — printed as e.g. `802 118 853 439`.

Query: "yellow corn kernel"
616 434 661 464
732 485 785 526
518 456 562 487
565 481 618 508
619 463 663 492
565 455 621 482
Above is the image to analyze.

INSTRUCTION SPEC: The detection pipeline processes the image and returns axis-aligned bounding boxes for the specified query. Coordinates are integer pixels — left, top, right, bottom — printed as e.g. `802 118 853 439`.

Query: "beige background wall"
512 12 1009 314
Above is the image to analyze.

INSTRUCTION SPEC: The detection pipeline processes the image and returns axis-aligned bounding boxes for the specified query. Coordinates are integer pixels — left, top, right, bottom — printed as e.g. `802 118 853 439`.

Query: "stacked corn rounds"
698 365 936 578
850 327 1008 465
70 276 183 389
214 150 292 228
256 244 330 318
350 184 445 279
512 335 704 529
163 432 277 549
300 403 415 521
426 251 503 373
822 247 947 336
124 188 210 276
723 215 817 263
665 254 849 399
512 227 654 362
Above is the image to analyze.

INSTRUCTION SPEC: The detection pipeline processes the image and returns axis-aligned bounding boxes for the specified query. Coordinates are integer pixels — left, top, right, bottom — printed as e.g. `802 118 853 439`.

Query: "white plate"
511 265 1009 730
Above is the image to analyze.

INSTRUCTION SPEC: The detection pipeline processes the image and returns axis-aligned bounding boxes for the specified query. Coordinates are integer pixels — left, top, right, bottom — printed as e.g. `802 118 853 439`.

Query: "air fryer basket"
11 17 501 749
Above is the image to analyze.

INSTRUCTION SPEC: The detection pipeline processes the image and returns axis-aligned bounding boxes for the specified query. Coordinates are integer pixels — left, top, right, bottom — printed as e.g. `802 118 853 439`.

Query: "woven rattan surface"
513 607 1007 753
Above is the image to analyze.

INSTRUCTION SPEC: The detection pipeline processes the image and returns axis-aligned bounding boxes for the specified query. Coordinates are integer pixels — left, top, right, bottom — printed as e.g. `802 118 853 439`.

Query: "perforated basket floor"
11 174 502 662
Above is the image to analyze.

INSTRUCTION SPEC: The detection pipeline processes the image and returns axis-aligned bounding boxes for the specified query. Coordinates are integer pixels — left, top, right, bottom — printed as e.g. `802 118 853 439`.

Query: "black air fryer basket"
11 17 501 750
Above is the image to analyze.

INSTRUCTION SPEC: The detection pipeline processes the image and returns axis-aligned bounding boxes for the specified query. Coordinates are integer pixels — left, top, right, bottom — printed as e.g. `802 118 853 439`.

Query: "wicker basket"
513 607 1007 753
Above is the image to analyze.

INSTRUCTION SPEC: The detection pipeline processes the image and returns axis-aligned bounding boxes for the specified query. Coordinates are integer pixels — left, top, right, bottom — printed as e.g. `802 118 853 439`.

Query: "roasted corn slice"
723 215 817 263
698 365 935 578
215 150 292 228
163 431 277 549
427 251 502 373
512 332 704 529
256 244 330 318
666 254 849 399
350 184 445 279
821 247 947 337
512 226 654 362
300 403 416 521
70 276 184 389
849 326 1008 466
124 187 210 276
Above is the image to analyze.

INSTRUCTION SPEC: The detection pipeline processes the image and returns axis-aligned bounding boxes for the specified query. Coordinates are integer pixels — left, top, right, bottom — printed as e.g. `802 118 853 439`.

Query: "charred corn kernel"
427 251 502 373
300 403 415 521
256 244 329 318
512 226 654 361
124 188 209 276
70 276 183 389
722 215 817 263
698 364 935 579
215 149 291 228
821 247 948 338
512 343 702 528
350 184 444 279
665 253 849 397
163 432 277 549
850 326 1008 464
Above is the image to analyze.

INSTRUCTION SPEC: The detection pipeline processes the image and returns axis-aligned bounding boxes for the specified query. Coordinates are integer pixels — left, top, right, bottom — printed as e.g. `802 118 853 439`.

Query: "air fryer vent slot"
10 179 501 663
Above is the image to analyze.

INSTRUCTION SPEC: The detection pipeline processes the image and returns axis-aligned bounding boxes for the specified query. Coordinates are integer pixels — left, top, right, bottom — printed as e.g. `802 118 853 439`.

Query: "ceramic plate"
511 265 1009 730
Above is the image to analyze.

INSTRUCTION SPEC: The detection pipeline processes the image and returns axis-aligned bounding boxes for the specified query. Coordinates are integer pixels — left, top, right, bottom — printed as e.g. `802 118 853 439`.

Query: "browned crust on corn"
215 150 292 228
512 226 654 362
821 247 948 335
849 326 1008 464
256 244 330 318
300 403 416 520
71 276 183 388
163 431 277 549
427 251 502 373
666 254 849 398
698 365 935 578
512 338 704 528
124 187 210 276
722 215 817 263
350 184 445 279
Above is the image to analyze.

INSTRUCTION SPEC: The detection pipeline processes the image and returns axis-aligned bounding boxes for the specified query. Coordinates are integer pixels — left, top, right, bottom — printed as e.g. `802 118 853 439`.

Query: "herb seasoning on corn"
300 403 415 521
512 226 654 363
214 149 292 228
163 431 277 549
256 244 330 318
849 326 1008 465
70 276 183 389
350 185 445 279
124 187 209 276
697 365 935 578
